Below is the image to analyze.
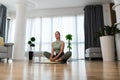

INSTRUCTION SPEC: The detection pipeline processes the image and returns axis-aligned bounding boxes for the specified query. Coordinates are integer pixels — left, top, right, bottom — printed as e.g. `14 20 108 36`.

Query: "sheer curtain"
8 15 85 59
25 18 41 51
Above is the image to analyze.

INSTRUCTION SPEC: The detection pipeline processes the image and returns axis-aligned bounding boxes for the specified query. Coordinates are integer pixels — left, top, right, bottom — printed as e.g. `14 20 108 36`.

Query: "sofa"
0 43 14 62
85 47 102 60
0 37 14 62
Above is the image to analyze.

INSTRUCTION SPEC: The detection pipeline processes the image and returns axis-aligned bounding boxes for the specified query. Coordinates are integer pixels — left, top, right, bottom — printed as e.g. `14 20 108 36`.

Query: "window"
9 15 85 59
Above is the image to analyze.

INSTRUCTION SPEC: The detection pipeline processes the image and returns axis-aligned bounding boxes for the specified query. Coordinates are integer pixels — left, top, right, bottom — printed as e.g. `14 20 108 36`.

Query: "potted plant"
114 24 120 61
65 34 72 60
28 37 36 60
97 25 120 61
65 34 72 52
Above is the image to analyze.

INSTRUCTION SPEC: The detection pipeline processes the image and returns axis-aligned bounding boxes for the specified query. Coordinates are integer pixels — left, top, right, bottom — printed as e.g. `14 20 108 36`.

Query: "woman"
44 31 71 63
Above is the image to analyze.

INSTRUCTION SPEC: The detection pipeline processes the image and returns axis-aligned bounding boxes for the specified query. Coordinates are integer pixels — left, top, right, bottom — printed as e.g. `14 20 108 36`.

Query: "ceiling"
0 0 113 12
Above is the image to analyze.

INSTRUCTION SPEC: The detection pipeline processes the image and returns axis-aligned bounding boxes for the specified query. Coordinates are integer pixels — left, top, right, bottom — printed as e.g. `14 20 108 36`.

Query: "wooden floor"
0 59 120 80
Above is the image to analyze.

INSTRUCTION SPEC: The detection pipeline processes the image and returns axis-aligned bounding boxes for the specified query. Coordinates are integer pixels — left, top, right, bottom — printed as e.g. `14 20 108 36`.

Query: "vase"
100 36 115 61
29 51 33 60
115 33 120 60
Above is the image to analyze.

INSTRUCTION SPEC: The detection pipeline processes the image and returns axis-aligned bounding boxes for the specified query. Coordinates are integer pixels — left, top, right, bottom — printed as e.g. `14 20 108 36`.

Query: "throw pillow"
0 37 4 46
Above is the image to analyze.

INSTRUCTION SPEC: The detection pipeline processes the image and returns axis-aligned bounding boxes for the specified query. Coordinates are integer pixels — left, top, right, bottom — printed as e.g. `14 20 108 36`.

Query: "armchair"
0 36 14 62
0 43 14 62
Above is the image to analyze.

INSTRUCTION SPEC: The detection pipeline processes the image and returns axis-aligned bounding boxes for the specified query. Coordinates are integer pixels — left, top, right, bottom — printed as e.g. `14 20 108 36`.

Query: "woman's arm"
50 42 54 59
54 41 65 60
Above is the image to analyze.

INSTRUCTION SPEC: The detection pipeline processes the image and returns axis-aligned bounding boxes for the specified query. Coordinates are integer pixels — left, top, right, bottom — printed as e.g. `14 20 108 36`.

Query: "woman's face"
55 32 60 39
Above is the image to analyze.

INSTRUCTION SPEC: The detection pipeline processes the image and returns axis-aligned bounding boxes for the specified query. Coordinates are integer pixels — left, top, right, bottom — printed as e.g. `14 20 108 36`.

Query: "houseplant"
97 25 120 61
65 34 72 60
65 34 72 52
28 37 36 60
97 25 120 37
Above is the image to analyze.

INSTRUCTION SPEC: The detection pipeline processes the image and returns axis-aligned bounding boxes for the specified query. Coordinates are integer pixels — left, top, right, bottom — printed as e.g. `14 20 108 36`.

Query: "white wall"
8 4 112 25
103 4 112 26
27 7 84 17
8 7 84 18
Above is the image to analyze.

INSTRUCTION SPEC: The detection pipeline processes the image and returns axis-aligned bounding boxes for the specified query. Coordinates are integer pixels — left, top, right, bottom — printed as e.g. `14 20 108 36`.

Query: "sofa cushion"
0 46 7 53
0 37 4 46
85 47 102 59
86 47 101 53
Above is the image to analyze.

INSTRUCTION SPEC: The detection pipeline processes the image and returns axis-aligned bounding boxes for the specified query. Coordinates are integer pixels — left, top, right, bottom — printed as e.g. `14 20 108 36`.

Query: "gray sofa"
85 47 102 60
0 43 14 62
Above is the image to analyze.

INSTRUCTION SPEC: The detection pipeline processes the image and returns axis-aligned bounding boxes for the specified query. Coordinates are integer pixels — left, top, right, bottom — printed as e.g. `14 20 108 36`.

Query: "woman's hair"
55 31 60 36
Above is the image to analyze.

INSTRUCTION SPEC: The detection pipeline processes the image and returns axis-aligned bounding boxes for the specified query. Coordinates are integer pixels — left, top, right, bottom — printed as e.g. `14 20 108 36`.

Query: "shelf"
112 3 120 10
114 22 120 26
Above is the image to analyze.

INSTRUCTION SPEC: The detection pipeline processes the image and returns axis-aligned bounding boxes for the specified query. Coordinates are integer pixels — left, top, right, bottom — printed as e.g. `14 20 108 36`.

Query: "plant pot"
115 33 120 60
29 51 33 60
100 36 115 61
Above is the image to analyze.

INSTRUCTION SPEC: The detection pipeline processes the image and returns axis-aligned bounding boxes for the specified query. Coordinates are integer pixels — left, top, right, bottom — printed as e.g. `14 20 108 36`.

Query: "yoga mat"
33 61 60 64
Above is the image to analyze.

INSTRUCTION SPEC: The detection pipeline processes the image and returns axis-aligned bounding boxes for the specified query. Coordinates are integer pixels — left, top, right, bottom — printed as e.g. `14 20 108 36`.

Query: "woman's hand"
50 57 56 62
50 42 55 62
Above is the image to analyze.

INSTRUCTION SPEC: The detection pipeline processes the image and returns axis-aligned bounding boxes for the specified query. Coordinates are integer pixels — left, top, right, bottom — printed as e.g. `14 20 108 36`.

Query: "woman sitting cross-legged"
43 31 72 64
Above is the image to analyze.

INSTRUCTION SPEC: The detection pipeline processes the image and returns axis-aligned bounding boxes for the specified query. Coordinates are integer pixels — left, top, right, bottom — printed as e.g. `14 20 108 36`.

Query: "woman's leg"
43 51 51 59
58 51 72 63
61 51 72 60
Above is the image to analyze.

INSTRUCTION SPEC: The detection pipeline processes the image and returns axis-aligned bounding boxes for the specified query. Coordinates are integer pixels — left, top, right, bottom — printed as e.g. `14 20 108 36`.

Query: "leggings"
43 51 72 60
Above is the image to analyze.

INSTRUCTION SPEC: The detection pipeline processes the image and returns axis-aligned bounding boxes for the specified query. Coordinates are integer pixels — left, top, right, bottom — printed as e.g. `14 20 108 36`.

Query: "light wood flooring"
0 59 120 80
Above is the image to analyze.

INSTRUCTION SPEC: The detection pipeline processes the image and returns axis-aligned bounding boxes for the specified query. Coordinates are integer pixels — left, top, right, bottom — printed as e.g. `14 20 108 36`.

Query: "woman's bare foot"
57 58 62 62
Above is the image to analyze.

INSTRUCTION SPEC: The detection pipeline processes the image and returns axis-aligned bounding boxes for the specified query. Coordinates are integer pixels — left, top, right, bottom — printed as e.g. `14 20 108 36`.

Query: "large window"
9 15 85 59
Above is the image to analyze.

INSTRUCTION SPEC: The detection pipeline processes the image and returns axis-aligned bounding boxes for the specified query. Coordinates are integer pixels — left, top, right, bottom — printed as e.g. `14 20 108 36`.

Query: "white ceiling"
0 0 113 12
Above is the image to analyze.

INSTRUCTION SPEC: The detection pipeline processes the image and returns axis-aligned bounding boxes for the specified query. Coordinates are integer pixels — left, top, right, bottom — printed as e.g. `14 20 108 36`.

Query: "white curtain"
8 15 85 59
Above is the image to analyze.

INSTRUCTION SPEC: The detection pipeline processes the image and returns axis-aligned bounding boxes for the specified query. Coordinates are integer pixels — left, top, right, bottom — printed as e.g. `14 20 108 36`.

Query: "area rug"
33 59 80 64
33 61 60 64
67 59 81 62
